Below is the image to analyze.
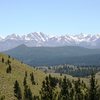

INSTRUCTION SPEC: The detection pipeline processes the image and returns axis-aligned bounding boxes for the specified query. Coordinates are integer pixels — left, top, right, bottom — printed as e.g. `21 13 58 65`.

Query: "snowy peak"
48 33 100 43
25 32 48 41
5 34 21 40
0 37 3 41
1 33 100 43
19 32 48 42
2 32 100 43
0 32 100 51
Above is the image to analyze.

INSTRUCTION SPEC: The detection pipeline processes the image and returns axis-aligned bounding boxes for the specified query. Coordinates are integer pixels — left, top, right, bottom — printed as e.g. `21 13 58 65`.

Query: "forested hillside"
4 45 100 66
1 53 100 100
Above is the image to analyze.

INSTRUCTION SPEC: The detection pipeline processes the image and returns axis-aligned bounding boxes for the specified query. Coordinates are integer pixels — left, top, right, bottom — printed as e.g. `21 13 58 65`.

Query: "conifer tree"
6 64 12 73
74 78 83 100
40 76 56 100
7 59 11 65
60 76 72 100
89 73 99 100
24 85 33 100
30 72 35 85
24 85 28 99
48 74 58 89
14 80 22 100
25 71 27 78
23 77 27 86
1 57 4 63
74 78 88 100
23 71 28 86
8 64 11 72
27 87 33 100
23 72 33 100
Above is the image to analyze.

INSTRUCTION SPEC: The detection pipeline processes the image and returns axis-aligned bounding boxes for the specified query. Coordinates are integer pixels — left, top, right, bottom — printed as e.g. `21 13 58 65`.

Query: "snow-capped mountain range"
0 32 100 51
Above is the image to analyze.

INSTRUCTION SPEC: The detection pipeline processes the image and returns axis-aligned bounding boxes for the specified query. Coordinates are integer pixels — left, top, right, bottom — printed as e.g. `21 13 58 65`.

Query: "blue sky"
0 0 100 36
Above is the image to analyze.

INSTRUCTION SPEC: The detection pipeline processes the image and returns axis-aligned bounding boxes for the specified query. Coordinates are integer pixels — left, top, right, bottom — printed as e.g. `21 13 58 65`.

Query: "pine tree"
60 76 72 100
30 72 35 85
7 59 11 65
8 64 11 73
14 80 22 100
6 68 9 73
6 64 12 73
23 77 27 86
1 57 4 63
89 73 99 100
24 85 29 99
24 85 33 100
27 87 33 100
23 73 33 100
74 78 83 100
23 71 28 86
48 74 58 89
40 76 56 100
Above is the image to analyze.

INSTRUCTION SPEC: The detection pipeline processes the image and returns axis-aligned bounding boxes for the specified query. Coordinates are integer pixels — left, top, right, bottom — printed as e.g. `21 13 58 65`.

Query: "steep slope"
0 53 46 100
1 53 100 100
4 45 100 66
0 53 76 100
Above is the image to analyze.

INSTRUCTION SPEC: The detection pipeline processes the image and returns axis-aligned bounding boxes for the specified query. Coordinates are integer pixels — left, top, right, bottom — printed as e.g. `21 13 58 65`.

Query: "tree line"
53 64 100 77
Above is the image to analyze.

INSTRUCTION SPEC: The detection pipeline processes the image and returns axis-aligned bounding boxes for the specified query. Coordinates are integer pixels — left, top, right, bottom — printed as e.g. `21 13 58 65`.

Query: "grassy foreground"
0 53 47 100
0 53 100 100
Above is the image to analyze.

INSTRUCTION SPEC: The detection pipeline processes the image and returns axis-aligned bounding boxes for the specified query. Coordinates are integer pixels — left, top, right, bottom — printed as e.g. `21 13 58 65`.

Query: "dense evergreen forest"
46 64 100 77
12 73 100 100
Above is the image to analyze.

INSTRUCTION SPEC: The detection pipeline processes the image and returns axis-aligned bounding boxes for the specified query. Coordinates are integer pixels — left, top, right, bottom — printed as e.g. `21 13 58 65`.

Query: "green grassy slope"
0 53 46 100
1 52 100 100
0 53 74 100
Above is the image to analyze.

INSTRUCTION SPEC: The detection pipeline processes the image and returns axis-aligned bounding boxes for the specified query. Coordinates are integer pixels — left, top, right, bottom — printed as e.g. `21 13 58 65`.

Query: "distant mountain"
0 36 3 40
4 45 100 66
1 32 100 51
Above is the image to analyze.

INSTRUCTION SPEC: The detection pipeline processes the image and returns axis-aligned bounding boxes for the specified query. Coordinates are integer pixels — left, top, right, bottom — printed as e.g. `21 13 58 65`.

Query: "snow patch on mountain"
0 32 100 51
0 37 3 41
5 34 21 40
